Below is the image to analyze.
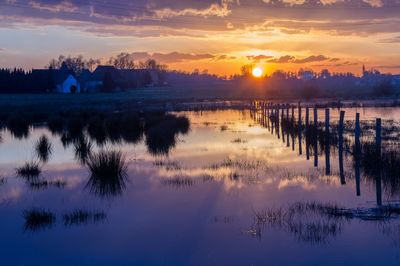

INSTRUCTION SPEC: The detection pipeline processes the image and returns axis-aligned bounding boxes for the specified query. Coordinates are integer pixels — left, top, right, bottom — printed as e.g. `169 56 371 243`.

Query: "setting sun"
252 67 263 78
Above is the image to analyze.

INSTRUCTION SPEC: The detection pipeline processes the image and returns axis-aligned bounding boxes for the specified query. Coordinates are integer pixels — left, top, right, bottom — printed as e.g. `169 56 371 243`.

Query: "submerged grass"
63 210 107 227
161 177 194 187
28 180 66 190
16 161 41 180
23 209 55 232
35 135 52 162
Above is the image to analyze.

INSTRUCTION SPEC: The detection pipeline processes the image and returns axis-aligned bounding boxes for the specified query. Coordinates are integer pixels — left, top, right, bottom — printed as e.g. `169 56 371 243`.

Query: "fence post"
292 106 295 151
325 108 331 175
355 113 361 196
314 108 318 167
298 105 302 155
339 110 346 185
376 118 382 206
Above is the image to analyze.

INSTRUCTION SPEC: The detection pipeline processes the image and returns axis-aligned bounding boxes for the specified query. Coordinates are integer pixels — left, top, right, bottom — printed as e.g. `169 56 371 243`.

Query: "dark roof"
31 69 75 84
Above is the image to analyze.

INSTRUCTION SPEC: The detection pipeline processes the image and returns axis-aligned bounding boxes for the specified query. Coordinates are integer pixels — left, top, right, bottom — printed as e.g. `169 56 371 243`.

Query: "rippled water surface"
1 109 400 266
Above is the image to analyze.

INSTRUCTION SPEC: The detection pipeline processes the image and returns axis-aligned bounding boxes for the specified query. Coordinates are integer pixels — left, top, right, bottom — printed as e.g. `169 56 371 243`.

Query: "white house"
56 74 81 93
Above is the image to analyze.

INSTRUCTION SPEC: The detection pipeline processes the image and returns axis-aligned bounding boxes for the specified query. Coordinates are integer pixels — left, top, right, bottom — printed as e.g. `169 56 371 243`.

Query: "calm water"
1 109 400 266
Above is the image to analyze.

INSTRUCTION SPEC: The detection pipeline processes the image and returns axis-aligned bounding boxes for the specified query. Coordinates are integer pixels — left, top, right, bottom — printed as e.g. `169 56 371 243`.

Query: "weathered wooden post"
267 103 270 130
292 106 295 151
314 107 318 167
276 105 280 139
325 108 331 175
305 107 310 160
286 106 290 147
298 104 302 155
355 113 361 196
339 110 346 185
281 105 285 143
376 118 382 206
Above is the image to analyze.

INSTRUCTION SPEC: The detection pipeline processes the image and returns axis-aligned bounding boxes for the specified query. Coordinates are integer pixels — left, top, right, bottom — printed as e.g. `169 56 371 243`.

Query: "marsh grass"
74 136 93 164
86 150 128 198
23 209 55 232
35 135 52 162
161 177 194 187
154 160 183 171
231 138 247 143
63 210 107 227
220 125 228 131
250 201 400 243
28 180 66 190
16 161 41 180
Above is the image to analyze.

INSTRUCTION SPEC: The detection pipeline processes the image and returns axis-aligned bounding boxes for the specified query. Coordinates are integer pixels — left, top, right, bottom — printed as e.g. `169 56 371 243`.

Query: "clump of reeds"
153 160 183 171
28 180 66 190
63 210 106 227
35 135 52 162
161 177 194 187
74 136 93 164
220 125 228 131
231 138 247 143
16 161 41 180
86 150 128 198
23 209 55 232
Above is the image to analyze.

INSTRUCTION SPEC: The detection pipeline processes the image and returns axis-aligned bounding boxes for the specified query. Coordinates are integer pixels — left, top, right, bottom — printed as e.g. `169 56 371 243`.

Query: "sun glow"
252 67 263 78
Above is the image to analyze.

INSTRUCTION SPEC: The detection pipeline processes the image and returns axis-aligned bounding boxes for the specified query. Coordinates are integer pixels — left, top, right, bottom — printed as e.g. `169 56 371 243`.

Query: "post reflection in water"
252 103 399 209
339 111 346 185
325 108 331 176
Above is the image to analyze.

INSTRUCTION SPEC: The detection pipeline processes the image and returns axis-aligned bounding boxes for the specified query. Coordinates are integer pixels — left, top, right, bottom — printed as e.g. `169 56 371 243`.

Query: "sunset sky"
1 0 400 76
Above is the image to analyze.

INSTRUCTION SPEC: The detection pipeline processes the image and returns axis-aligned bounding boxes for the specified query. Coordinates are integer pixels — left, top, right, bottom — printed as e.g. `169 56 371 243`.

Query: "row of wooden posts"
251 101 383 206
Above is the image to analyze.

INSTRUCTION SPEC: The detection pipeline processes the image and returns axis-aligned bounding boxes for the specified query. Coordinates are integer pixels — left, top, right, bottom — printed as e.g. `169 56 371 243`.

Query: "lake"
1 108 400 266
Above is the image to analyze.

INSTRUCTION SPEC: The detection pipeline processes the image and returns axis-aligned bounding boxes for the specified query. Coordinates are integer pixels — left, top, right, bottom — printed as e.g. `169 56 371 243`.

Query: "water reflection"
2 108 400 265
23 209 56 232
86 150 128 199
252 104 400 205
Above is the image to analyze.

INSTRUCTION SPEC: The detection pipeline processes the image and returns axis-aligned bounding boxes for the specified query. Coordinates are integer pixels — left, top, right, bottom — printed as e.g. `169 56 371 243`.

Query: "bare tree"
108 53 135 70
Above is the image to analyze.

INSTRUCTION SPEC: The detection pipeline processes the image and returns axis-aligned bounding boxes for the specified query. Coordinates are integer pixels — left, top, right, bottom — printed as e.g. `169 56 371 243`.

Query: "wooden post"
286 106 290 147
376 118 382 206
355 113 361 196
339 110 346 185
276 106 280 139
314 108 318 167
292 106 295 151
325 108 331 175
298 105 302 155
281 105 285 143
305 106 310 160
267 103 270 130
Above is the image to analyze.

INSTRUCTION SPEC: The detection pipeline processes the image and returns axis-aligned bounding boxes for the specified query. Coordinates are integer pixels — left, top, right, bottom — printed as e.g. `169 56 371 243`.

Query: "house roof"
31 69 75 84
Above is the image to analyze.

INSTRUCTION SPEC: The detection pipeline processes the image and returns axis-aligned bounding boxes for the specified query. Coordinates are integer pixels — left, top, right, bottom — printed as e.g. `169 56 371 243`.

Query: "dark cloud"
266 54 331 64
126 52 220 63
1 0 400 36
293 55 329 63
267 55 295 63
247 55 274 62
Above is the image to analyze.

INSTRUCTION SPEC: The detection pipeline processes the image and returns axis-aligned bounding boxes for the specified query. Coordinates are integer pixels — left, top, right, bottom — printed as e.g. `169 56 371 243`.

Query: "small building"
55 74 80 93
31 66 81 94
